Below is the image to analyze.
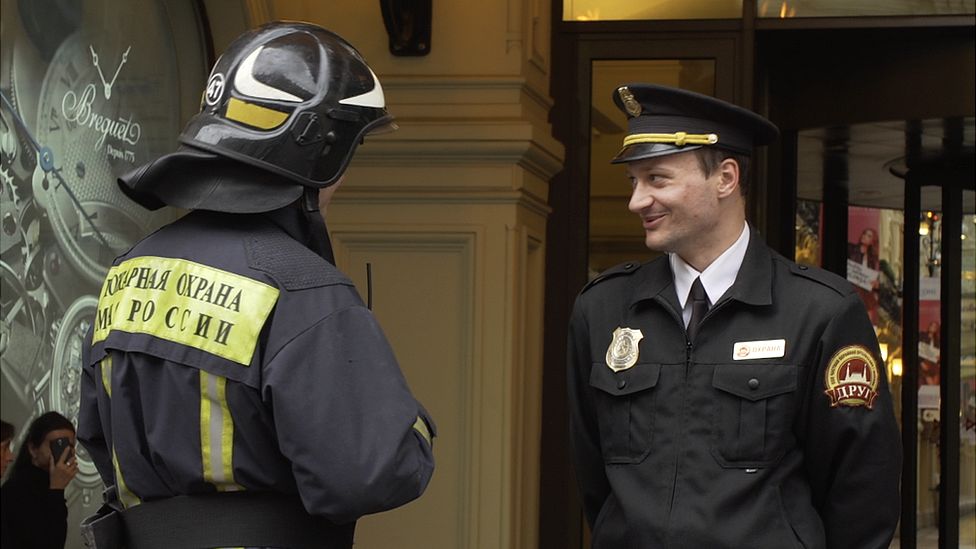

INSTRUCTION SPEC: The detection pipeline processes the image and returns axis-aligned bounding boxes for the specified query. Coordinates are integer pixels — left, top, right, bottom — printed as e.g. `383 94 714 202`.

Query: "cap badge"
606 327 644 372
824 345 880 409
617 87 642 117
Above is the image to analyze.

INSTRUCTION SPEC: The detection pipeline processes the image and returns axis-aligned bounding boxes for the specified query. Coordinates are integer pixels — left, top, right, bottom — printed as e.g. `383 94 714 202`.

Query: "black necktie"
687 277 709 342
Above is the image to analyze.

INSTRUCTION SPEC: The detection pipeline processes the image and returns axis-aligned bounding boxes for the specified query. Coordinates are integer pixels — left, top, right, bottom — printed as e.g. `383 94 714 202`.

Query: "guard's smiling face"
626 151 723 257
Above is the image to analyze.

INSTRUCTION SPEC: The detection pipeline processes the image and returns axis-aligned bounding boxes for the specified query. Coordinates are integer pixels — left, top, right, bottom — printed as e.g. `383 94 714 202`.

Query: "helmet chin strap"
302 187 320 212
293 186 335 264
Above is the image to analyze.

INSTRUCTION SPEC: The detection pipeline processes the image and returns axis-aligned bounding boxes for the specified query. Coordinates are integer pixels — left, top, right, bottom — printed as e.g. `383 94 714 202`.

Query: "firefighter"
78 22 434 549
567 83 900 549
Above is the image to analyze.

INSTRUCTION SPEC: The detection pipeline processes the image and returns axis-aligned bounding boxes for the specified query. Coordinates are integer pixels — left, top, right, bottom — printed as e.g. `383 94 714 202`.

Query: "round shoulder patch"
824 345 880 409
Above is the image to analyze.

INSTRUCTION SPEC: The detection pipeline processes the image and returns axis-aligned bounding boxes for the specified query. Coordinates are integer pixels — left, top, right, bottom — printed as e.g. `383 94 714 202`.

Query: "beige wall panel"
327 200 546 548
331 228 478 548
502 225 545 548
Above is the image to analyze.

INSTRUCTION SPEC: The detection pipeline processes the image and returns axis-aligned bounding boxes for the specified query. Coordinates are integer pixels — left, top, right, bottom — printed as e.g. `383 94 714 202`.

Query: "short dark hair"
1 419 14 442
8 411 75 479
693 148 751 196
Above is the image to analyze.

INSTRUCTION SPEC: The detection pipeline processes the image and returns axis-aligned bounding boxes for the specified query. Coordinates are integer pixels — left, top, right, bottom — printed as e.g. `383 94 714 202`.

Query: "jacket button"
748 378 760 390
617 379 627 390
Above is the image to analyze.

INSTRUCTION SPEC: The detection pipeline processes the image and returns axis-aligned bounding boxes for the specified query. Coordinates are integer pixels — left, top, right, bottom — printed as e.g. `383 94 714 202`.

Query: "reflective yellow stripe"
93 256 279 366
623 132 719 147
100 356 113 397
412 416 432 445
112 448 141 508
225 97 289 129
103 356 139 507
200 371 241 491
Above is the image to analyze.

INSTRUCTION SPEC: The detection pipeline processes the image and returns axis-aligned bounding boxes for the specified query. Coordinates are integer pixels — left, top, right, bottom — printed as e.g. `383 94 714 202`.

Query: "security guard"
567 84 900 549
78 22 434 549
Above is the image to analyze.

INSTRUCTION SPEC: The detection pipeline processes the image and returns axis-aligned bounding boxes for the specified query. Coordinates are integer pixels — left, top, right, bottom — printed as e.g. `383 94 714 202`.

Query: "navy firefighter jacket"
78 207 435 525
568 230 901 549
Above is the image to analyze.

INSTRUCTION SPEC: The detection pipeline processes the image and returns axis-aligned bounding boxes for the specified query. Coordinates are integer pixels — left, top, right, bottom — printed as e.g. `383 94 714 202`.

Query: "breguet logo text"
62 85 142 151
60 44 142 160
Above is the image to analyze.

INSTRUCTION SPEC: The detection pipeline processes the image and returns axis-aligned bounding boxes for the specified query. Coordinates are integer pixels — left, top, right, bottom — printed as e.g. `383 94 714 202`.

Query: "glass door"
794 118 975 549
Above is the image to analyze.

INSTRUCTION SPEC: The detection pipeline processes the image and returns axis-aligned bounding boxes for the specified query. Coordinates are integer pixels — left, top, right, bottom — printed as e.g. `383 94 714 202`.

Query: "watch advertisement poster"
1 1 207 546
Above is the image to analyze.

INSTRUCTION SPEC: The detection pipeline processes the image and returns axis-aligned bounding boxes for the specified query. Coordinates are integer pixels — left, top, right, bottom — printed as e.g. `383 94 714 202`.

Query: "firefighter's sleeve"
77 326 116 486
801 292 901 549
567 299 611 527
264 305 435 524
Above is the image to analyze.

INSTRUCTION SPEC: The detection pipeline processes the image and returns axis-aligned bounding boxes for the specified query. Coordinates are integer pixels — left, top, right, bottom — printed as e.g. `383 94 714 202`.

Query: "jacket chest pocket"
588 363 661 464
710 363 797 468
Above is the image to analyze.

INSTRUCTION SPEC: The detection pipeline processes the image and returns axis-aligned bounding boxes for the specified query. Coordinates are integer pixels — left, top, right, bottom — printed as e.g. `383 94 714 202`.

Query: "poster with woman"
847 207 881 323
918 293 941 387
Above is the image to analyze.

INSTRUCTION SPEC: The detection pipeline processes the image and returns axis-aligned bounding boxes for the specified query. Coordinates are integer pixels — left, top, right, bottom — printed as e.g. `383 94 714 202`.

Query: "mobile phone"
50 437 72 463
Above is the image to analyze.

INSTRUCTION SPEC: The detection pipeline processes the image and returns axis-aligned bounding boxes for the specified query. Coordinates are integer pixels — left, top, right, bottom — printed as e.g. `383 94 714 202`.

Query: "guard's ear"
715 157 740 199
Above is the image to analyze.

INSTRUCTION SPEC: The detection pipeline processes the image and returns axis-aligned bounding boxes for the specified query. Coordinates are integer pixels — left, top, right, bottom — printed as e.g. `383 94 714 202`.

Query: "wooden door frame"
542 19 746 549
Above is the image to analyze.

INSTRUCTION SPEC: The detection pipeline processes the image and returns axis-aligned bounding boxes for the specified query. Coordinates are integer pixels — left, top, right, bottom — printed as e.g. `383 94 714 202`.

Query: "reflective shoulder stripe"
112 448 141 508
200 370 242 492
93 256 279 366
100 356 112 397
412 416 432 446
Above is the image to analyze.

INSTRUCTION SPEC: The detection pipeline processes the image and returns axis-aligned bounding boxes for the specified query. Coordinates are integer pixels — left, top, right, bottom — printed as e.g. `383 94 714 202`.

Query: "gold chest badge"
606 327 644 372
824 345 880 409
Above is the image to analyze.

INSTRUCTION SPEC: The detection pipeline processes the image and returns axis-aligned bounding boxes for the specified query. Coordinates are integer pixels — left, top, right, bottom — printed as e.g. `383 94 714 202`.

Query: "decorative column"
268 1 564 548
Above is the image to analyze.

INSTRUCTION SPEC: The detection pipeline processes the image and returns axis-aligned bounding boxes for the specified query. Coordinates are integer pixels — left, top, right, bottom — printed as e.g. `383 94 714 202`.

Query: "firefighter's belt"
121 492 355 549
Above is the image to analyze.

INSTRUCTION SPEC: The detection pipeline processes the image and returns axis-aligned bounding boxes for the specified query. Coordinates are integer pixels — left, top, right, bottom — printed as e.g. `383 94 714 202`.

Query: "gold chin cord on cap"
623 132 719 147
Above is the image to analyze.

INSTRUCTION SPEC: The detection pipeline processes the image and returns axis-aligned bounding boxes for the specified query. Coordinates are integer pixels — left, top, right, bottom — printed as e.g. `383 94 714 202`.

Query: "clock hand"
1 90 112 250
89 45 112 99
0 90 43 156
48 166 111 249
105 46 132 100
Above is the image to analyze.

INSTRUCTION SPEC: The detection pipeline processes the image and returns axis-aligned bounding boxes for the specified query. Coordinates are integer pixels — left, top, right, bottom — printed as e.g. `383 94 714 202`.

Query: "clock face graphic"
32 28 176 286
0 0 210 525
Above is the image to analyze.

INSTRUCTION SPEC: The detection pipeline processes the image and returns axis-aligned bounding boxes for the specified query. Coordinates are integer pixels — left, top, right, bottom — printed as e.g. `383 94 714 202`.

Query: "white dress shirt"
670 222 750 327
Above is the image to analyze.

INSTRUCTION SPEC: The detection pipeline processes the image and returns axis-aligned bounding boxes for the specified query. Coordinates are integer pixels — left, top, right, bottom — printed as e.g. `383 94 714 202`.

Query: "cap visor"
611 142 704 164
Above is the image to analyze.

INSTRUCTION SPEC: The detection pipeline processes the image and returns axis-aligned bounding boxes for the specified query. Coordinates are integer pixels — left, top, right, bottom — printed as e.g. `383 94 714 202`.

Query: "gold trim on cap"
622 132 719 148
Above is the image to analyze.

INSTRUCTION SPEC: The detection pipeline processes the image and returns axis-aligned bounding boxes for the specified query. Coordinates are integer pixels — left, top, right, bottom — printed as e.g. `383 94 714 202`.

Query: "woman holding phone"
0 411 78 548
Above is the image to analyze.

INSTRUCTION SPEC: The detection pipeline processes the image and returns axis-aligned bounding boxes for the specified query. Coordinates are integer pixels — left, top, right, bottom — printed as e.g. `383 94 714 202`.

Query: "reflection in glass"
795 199 821 267
757 0 975 18
959 194 975 546
564 0 741 21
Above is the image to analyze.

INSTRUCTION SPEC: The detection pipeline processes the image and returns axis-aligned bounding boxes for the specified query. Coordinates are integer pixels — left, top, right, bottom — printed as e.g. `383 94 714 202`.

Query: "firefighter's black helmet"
119 21 395 213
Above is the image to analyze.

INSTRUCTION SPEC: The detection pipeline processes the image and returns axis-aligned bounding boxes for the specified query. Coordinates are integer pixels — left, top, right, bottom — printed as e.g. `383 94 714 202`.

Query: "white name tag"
733 339 786 360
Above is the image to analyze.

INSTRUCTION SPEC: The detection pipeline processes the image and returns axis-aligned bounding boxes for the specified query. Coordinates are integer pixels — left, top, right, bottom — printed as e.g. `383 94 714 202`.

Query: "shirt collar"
670 222 750 309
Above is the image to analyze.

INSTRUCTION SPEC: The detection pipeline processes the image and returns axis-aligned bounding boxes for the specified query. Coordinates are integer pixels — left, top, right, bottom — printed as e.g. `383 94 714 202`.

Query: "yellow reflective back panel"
93 256 280 366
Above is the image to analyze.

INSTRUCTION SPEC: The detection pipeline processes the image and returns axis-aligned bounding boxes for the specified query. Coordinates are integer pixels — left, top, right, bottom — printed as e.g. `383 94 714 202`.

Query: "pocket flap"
712 363 797 401
589 363 661 396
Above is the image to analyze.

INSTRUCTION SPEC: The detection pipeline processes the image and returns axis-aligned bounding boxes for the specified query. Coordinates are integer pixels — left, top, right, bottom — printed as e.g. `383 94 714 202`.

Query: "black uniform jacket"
78 208 435 526
568 231 901 549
